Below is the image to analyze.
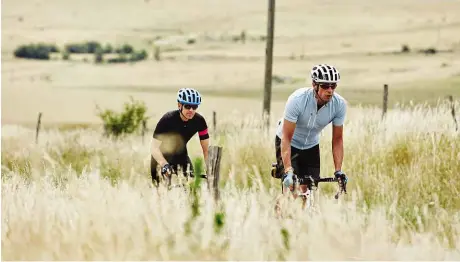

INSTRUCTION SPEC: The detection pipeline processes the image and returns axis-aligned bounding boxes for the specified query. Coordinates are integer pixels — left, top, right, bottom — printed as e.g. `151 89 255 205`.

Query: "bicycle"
158 164 209 191
274 170 348 216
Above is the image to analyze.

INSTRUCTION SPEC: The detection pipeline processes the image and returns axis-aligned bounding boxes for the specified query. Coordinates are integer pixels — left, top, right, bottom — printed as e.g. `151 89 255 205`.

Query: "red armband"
199 128 208 136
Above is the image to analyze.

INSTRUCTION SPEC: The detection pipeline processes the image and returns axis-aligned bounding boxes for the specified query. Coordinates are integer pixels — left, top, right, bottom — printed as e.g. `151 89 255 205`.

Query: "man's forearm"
151 139 168 166
200 138 209 163
332 138 344 171
203 147 209 163
152 148 168 166
281 137 292 171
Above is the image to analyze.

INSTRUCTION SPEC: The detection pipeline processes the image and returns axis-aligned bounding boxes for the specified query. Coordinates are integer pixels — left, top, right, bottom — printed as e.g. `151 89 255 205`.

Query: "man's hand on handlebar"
282 167 295 192
334 170 348 182
161 163 173 177
334 170 348 192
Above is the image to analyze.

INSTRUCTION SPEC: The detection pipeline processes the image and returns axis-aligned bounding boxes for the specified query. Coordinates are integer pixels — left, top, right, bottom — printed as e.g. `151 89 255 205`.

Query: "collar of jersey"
308 87 330 108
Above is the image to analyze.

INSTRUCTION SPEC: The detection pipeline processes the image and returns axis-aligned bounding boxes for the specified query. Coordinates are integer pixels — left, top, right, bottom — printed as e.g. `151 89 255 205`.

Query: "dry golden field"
2 0 460 260
2 0 460 127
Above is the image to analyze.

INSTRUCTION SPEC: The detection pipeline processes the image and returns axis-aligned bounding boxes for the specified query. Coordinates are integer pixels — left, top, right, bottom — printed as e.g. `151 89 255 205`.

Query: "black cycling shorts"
274 135 320 186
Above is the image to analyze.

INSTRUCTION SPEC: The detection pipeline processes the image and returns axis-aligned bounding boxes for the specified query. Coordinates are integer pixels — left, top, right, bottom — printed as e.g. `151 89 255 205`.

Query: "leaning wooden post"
206 145 223 202
35 112 42 144
447 95 458 131
141 119 147 144
213 111 217 131
382 84 389 120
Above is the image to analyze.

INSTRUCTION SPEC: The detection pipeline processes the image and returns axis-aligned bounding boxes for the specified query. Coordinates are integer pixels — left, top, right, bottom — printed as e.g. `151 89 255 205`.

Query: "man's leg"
181 155 195 177
297 144 321 203
273 135 284 179
305 144 321 184
150 156 160 187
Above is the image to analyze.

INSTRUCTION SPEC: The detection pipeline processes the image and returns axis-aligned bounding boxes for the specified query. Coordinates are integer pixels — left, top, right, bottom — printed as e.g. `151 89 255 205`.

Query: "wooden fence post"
141 119 147 144
447 95 458 131
35 112 42 144
206 145 223 202
382 84 389 120
154 46 161 61
213 111 216 131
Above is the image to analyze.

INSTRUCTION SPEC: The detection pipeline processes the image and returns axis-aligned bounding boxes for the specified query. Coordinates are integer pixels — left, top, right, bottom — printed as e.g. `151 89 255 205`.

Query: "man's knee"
272 135 284 179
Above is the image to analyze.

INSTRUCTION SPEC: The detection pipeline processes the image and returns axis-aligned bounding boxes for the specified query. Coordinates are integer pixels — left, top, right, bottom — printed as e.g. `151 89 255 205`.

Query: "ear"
312 81 318 91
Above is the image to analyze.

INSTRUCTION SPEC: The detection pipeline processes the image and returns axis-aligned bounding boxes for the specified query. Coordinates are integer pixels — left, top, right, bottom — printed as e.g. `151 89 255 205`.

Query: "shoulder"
192 112 207 125
155 110 178 127
289 87 311 99
283 87 313 120
286 87 312 104
193 112 206 121
154 110 178 135
159 110 179 121
330 92 348 116
332 92 348 108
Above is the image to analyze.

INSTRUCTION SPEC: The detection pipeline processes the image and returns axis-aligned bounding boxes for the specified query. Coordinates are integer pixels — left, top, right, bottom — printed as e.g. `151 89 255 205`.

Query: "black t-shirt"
153 110 209 159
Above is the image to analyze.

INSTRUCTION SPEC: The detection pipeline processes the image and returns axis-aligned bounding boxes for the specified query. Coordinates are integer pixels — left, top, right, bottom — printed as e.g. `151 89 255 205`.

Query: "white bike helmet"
310 64 340 84
177 88 202 105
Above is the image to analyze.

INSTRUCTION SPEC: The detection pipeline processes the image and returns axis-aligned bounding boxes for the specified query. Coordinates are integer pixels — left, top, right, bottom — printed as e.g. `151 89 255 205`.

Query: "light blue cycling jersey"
275 87 347 150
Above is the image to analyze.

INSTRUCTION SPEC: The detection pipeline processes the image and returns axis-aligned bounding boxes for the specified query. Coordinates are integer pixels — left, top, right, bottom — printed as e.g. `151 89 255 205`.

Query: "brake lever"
334 176 347 199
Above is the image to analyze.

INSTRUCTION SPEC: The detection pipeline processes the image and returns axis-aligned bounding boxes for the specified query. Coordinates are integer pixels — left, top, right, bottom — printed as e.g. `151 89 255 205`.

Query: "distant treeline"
14 41 148 64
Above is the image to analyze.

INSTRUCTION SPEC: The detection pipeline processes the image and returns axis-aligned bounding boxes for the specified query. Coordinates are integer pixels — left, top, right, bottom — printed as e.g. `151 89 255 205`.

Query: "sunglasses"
183 104 198 110
318 83 337 90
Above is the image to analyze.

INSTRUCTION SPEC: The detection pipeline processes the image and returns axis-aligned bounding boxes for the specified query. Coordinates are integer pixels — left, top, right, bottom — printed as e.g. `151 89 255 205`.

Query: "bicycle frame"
160 169 208 190
283 175 347 211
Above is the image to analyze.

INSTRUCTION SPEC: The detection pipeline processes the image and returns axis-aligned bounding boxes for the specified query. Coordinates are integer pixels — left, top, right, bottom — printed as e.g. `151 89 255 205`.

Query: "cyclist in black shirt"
150 88 210 186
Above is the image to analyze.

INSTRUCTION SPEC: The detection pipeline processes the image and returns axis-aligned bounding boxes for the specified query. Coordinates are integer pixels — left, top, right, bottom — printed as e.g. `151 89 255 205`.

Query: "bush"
401 44 410 53
421 47 437 55
14 41 146 63
14 43 59 60
96 97 149 138
62 51 70 60
129 50 148 62
94 48 104 64
103 44 113 54
107 53 129 64
115 44 134 54
65 41 103 54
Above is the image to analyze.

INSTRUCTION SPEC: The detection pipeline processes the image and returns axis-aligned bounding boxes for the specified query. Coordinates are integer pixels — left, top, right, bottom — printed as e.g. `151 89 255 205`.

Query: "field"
2 0 460 126
2 103 460 260
2 0 460 260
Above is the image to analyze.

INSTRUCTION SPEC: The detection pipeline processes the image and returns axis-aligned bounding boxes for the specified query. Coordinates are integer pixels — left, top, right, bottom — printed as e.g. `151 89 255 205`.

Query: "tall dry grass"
2 100 460 260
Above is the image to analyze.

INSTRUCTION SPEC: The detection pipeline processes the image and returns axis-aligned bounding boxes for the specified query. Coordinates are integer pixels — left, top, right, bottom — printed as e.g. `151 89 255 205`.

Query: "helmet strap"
314 83 328 106
179 105 192 121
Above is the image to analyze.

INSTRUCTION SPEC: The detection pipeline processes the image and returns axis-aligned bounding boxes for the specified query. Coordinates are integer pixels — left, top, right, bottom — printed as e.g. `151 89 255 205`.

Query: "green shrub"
65 41 102 54
401 44 410 53
115 44 134 54
103 43 113 54
107 53 129 63
129 50 148 62
62 51 70 60
94 48 104 64
96 97 149 138
14 43 59 60
106 50 147 64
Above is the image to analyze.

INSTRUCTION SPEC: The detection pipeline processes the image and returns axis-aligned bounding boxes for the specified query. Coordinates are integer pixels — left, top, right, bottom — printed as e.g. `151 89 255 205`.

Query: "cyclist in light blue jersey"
272 63 349 199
